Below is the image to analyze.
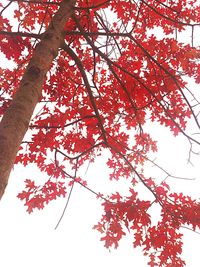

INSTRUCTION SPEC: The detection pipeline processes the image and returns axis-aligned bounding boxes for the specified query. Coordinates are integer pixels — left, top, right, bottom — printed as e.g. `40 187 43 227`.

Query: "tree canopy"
1 0 200 266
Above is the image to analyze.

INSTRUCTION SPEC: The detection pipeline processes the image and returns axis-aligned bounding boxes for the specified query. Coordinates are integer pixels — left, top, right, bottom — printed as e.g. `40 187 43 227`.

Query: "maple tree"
1 0 200 266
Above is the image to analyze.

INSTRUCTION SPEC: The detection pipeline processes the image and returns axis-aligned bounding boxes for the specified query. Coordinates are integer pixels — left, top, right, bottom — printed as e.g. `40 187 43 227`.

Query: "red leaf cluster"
95 182 200 266
17 179 66 213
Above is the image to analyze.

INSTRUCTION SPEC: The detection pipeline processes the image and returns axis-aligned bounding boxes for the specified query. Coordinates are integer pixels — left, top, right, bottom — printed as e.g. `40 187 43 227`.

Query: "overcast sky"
1 121 200 267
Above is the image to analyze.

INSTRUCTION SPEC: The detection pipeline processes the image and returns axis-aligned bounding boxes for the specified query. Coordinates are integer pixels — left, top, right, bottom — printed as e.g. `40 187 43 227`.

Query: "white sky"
1 122 200 267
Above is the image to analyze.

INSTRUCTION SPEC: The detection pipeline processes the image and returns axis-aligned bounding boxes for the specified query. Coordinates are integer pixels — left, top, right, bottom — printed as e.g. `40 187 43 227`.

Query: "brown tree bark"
0 0 76 199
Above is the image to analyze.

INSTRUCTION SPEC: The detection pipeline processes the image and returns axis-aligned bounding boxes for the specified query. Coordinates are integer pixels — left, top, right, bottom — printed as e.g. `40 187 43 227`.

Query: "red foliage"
17 179 66 213
1 0 200 266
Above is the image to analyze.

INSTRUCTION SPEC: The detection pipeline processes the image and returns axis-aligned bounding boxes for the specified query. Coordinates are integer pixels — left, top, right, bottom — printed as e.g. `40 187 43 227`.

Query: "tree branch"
61 43 108 144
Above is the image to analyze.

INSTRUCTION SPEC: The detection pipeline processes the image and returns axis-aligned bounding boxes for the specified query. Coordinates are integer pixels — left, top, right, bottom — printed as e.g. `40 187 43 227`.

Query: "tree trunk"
0 0 76 199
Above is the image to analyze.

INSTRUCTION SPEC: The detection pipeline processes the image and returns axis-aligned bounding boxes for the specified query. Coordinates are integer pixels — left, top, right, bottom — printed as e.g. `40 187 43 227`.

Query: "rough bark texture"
0 0 76 199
